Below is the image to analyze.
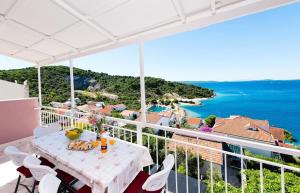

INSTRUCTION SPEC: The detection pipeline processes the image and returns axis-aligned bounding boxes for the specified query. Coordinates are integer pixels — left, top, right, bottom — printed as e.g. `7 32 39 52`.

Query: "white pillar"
69 59 75 109
37 66 42 106
69 60 75 127
138 42 146 145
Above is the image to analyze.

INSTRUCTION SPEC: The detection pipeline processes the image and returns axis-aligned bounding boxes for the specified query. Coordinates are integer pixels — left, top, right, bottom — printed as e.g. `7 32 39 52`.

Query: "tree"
151 99 158 105
205 115 217 127
174 147 204 178
164 99 171 106
284 130 297 143
111 110 123 119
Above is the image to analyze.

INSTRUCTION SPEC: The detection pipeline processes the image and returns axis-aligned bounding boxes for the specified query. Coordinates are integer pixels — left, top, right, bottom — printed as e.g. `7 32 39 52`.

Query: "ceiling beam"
37 0 297 66
211 0 217 15
51 0 117 42
172 0 186 23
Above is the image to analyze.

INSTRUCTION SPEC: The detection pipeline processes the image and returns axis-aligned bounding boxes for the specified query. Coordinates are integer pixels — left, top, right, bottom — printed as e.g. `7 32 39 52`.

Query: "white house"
112 104 126 111
121 110 140 120
0 79 29 100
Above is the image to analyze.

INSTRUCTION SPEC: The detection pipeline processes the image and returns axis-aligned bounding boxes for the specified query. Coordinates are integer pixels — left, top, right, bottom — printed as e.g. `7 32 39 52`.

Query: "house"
159 110 176 126
269 126 285 143
50 101 70 109
136 112 162 125
121 110 140 120
213 116 285 144
77 101 105 113
87 101 105 108
0 79 29 100
213 115 286 157
112 104 126 111
187 117 202 128
99 105 113 116
168 133 223 175
135 111 176 133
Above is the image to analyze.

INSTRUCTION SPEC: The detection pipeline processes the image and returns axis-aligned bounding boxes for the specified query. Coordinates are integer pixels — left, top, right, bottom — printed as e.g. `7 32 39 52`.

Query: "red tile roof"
135 112 161 124
213 116 275 144
270 126 285 141
99 105 113 116
168 133 223 165
187 117 202 126
278 142 293 148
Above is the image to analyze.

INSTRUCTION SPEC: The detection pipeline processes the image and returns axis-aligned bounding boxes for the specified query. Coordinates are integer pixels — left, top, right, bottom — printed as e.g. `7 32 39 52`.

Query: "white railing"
41 106 300 193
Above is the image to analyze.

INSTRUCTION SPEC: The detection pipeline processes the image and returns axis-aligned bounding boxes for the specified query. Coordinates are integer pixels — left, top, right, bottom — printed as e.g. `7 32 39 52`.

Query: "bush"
205 115 217 127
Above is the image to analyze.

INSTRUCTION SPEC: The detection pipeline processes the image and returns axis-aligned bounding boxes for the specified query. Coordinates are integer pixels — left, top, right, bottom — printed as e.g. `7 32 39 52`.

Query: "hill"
0 66 214 109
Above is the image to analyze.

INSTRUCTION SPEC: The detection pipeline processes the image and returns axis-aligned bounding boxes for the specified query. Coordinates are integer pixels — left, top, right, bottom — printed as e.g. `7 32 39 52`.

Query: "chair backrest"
39 174 61 193
142 154 175 192
79 130 97 141
4 146 29 167
23 155 57 181
34 122 61 138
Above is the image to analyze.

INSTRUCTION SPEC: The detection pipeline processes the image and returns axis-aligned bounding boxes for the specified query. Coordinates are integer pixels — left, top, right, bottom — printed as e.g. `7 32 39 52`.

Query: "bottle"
101 138 107 154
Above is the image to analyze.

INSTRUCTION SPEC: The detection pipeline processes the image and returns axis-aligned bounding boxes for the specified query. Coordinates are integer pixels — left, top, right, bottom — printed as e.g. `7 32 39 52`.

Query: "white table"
31 131 153 193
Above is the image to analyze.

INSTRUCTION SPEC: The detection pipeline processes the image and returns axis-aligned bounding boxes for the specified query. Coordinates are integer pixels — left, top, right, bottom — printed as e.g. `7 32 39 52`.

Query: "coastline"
179 95 214 106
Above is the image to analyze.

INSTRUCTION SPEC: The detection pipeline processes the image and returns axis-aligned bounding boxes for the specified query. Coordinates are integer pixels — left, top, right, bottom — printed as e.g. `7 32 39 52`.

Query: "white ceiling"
0 0 297 65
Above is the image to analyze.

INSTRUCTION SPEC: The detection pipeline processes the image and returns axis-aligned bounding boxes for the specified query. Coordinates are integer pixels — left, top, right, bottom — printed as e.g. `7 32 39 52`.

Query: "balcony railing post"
138 42 146 145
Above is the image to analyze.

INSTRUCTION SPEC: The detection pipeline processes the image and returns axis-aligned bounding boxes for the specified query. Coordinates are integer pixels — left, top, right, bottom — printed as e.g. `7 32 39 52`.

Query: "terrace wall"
0 98 39 144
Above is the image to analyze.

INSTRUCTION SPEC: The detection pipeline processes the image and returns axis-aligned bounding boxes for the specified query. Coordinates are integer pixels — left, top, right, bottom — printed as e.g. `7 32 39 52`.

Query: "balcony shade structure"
0 0 297 66
2 1 300 193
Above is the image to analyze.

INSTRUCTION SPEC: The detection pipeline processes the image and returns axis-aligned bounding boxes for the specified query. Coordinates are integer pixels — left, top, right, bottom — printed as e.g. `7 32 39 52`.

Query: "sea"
182 80 300 143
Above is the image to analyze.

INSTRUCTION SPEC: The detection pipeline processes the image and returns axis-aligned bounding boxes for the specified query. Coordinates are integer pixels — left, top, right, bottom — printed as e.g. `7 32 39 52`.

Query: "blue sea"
182 80 300 143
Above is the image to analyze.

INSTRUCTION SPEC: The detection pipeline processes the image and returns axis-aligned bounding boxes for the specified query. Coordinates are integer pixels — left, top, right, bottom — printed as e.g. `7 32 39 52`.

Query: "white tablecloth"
31 131 153 193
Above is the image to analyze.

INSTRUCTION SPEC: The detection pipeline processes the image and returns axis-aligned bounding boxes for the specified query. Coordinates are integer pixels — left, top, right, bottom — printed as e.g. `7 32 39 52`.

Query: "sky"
0 2 300 81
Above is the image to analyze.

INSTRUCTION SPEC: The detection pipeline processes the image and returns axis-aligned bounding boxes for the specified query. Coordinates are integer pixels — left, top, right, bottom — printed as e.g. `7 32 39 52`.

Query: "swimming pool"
148 105 168 112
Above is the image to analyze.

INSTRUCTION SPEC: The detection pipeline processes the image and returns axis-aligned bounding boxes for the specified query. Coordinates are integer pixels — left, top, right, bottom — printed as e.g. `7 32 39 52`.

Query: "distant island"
0 66 214 109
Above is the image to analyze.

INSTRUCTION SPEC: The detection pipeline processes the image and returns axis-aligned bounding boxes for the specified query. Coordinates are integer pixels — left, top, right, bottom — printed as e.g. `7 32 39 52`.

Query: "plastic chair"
75 154 175 193
4 146 33 193
24 155 77 193
34 122 61 138
39 174 61 193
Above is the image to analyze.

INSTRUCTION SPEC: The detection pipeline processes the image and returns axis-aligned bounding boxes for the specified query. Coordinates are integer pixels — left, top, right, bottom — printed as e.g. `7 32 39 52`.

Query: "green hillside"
0 66 214 109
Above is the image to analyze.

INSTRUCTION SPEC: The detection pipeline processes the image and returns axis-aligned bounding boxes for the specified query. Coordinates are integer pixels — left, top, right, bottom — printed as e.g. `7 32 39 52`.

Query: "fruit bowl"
65 128 83 140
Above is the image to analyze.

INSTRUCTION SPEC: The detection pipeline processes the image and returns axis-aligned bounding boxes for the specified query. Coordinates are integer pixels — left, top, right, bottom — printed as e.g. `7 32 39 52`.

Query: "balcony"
1 0 300 192
1 99 300 193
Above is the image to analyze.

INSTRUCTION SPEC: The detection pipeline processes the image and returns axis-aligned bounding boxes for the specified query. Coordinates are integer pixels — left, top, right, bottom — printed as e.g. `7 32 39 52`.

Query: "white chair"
39 174 61 193
75 154 175 193
142 154 175 192
79 130 97 141
4 146 56 193
4 146 32 193
24 155 57 193
34 122 61 138
24 155 77 193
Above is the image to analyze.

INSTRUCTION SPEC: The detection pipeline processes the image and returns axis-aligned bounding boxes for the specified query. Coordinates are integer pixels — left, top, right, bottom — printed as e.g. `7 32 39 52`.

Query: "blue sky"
0 2 300 81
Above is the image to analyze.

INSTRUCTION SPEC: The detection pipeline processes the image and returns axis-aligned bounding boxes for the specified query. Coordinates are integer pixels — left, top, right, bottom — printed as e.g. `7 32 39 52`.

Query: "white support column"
37 66 42 107
69 60 75 127
69 59 75 109
138 42 146 145
37 66 42 125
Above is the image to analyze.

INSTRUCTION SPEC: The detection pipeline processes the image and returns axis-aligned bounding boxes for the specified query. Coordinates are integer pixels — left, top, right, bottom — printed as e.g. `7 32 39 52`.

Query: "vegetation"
111 110 123 119
284 130 297 143
205 115 217 127
206 168 300 193
174 147 204 177
0 66 214 109
244 150 300 169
